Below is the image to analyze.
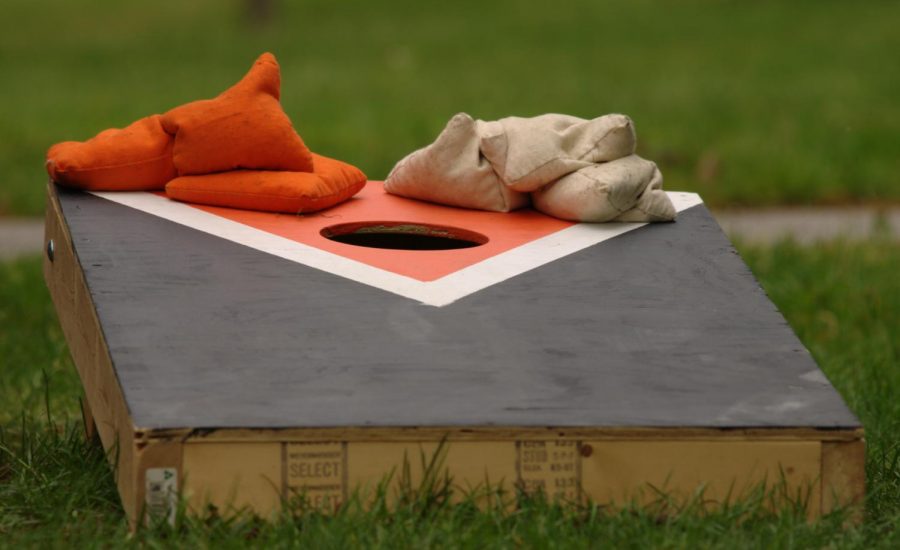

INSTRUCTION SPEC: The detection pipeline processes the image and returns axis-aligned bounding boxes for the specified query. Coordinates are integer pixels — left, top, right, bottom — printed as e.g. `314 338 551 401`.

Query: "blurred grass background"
1 0 899 216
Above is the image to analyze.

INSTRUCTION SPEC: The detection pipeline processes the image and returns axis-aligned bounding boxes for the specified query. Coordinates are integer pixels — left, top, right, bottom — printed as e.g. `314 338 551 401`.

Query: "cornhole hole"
42 181 864 523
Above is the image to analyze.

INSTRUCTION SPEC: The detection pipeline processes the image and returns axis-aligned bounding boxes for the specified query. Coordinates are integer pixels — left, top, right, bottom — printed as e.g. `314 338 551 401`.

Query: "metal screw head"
46 239 55 262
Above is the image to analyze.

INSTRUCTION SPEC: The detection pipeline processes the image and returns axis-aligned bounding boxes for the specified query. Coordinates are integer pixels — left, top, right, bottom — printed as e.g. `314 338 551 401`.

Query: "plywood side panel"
182 443 282 518
43 184 138 519
821 439 866 519
177 438 843 518
582 441 822 515
347 441 518 502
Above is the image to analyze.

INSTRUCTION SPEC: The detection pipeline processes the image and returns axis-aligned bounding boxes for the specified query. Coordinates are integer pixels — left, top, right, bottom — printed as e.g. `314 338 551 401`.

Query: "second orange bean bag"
165 153 366 214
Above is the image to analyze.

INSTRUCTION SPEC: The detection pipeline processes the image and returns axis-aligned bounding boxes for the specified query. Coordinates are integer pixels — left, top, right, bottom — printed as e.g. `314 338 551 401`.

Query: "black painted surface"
57 187 860 430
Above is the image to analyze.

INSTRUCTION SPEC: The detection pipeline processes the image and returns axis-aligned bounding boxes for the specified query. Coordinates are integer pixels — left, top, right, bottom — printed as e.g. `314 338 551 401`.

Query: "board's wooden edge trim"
821 438 866 523
141 425 864 444
43 182 152 524
177 437 839 519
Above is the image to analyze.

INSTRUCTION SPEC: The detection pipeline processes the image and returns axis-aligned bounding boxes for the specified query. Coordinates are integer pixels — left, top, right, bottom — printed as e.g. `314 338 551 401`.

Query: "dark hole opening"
321 222 488 251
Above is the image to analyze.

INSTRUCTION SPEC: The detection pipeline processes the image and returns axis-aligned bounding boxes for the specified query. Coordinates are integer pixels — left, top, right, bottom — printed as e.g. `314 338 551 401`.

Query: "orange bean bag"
45 114 176 191
165 153 366 214
46 52 365 214
161 52 313 176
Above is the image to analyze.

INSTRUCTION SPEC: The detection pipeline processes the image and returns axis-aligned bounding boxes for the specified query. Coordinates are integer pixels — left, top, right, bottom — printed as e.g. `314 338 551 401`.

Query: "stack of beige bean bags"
384 113 675 222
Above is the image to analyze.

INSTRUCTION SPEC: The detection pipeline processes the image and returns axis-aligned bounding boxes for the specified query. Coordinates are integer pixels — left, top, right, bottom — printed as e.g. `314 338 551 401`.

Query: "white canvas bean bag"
384 113 529 212
385 112 675 222
478 113 636 192
532 155 675 222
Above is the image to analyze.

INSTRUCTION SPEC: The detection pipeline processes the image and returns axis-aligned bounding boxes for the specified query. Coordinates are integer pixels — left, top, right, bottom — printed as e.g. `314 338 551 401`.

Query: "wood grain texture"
182 442 281 516
178 438 828 517
54 186 860 431
821 439 866 519
583 440 822 515
43 184 138 519
80 393 98 443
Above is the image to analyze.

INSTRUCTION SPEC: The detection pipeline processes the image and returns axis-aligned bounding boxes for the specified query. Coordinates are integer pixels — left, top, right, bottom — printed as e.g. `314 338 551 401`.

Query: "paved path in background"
2 207 900 260
712 206 900 245
1 218 44 260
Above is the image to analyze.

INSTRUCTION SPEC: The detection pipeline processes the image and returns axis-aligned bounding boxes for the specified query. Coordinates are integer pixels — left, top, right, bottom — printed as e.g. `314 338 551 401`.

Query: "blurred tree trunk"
245 0 276 27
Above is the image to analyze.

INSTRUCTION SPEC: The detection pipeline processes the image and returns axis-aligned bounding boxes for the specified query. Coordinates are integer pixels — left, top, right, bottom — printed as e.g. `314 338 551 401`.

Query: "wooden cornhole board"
42 181 864 523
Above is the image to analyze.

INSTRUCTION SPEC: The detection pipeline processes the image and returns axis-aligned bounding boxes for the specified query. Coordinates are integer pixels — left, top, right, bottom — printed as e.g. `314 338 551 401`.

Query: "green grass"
0 259 81 425
1 239 898 547
2 0 900 216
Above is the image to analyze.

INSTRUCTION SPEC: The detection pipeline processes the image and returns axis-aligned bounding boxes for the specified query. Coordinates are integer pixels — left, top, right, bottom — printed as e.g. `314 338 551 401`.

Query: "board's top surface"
53 184 860 430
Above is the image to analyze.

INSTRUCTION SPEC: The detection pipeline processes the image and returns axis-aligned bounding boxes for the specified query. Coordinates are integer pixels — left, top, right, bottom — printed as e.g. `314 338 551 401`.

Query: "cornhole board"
42 181 864 524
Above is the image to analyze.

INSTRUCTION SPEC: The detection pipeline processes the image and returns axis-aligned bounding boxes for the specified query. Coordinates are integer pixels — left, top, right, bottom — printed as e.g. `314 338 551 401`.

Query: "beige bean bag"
385 112 675 222
478 113 636 192
385 113 529 212
532 155 675 222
